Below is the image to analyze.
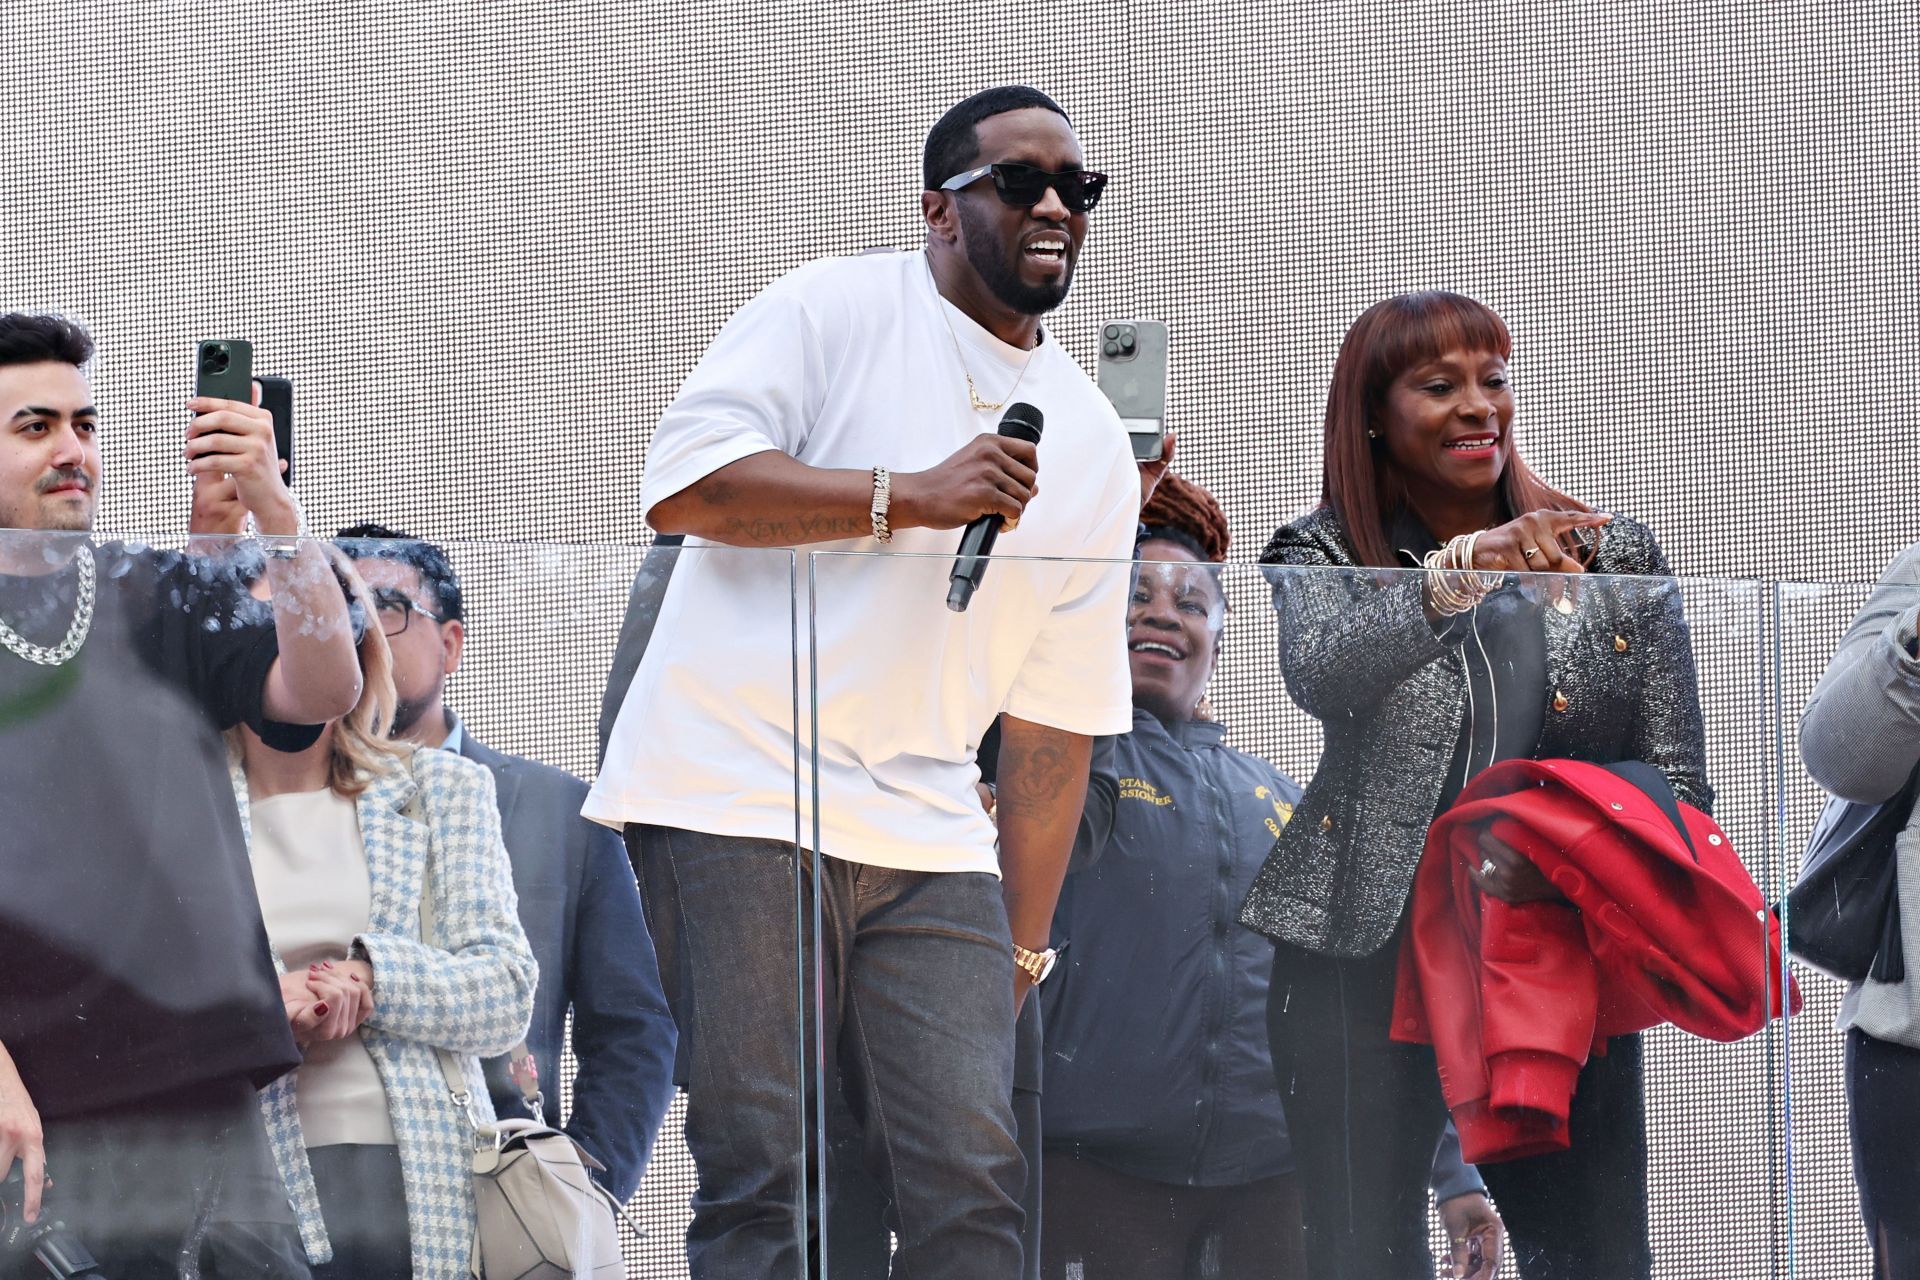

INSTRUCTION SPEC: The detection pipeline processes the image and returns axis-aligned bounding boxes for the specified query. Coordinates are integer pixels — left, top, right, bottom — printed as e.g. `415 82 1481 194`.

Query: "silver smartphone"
1095 319 1169 461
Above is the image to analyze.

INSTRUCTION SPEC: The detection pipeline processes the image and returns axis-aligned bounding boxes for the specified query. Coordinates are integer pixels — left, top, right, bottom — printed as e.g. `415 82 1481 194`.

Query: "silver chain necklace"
0 544 96 666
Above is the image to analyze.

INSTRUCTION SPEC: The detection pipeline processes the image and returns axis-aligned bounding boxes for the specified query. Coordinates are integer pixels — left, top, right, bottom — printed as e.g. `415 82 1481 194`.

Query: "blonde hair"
327 548 412 795
231 548 412 796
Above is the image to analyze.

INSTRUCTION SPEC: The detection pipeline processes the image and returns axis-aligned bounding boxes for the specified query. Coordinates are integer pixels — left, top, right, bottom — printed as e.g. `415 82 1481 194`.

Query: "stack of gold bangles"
1423 531 1503 616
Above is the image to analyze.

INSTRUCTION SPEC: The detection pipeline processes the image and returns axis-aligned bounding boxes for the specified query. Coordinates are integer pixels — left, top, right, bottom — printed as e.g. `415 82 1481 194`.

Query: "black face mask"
957 195 1073 318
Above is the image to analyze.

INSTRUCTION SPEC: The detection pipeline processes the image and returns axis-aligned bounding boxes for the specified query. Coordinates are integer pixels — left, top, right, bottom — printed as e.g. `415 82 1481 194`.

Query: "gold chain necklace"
928 259 1036 413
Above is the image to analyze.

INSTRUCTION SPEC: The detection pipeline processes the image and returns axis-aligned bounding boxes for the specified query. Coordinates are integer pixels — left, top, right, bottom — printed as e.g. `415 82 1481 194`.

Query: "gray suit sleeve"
1801 544 1920 805
598 536 684 765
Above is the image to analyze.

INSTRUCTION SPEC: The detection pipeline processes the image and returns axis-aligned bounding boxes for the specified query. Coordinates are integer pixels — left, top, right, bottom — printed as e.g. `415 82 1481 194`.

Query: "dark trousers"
825 1072 1043 1280
1040 1149 1305 1280
1268 938 1448 1280
1847 1028 1920 1278
1478 1035 1650 1280
36 1077 310 1280
306 1144 409 1280
1268 938 1650 1280
643 825 1025 1280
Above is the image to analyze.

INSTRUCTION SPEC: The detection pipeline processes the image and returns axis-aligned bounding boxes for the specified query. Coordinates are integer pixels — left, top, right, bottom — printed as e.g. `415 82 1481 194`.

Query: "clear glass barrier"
23 523 1900 1277
0 530 799 1280
1775 576 1892 1279
806 549 1797 1280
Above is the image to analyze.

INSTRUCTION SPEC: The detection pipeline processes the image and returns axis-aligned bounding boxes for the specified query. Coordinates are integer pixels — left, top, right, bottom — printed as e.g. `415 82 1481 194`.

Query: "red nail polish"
313 1002 329 1017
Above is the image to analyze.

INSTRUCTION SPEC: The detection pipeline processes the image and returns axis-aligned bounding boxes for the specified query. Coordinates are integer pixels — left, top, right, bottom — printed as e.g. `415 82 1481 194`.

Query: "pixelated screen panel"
7 0 1913 1273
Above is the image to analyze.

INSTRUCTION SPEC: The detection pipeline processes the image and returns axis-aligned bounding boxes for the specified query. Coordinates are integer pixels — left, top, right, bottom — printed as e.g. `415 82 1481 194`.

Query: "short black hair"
923 86 1069 190
0 312 94 370
334 522 464 623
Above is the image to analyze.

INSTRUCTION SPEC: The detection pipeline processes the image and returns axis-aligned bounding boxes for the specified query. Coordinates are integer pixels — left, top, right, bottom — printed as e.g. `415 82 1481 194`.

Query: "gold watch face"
1017 946 1057 984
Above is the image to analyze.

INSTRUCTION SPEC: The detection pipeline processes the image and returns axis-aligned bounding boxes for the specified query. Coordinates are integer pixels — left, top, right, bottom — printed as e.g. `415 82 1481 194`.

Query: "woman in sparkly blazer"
1238 292 1709 1280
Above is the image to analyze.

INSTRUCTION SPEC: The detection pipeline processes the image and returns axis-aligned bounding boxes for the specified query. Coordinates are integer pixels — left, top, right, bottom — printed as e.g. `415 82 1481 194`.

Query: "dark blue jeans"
826 1046 1042 1280
650 826 1026 1280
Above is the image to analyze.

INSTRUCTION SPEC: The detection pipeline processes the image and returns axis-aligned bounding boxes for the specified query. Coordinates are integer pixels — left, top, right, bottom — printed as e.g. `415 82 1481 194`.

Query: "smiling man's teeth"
1130 641 1181 657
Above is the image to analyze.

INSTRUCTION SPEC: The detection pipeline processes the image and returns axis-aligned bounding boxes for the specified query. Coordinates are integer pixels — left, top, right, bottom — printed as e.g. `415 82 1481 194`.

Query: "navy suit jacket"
458 727 677 1201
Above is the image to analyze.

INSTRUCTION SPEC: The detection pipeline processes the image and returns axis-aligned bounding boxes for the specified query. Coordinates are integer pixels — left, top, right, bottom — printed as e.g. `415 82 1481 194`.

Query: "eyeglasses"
938 162 1109 214
370 585 443 638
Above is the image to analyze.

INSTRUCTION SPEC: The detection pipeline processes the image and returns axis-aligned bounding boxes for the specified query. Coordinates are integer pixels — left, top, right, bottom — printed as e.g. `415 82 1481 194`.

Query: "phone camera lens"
1103 340 1121 357
1103 325 1120 340
200 347 230 375
1119 332 1136 353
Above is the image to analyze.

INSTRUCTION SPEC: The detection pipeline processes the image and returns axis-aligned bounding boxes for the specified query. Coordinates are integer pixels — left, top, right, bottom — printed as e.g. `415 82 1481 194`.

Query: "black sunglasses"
938 162 1109 214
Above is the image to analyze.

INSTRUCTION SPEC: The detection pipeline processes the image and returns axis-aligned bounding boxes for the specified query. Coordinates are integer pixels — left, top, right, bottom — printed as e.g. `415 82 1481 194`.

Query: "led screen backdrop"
4 0 1914 1273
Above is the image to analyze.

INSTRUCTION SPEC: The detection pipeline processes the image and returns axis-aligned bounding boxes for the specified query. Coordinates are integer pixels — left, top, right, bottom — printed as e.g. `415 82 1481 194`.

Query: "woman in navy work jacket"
1038 475 1503 1280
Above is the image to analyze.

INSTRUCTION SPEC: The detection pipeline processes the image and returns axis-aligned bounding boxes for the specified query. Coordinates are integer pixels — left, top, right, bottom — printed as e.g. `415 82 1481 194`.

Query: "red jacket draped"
1391 758 1797 1164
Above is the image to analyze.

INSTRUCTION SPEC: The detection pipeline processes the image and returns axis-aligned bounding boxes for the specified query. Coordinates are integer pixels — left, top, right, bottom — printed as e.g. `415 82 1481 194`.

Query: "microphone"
947 402 1044 613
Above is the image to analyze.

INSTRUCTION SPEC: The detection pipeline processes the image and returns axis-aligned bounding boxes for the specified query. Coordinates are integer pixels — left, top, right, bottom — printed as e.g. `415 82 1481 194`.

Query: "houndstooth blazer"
233 747 538 1280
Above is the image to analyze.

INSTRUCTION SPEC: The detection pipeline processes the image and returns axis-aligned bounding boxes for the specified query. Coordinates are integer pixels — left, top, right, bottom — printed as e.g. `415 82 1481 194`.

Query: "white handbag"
430 1045 637 1279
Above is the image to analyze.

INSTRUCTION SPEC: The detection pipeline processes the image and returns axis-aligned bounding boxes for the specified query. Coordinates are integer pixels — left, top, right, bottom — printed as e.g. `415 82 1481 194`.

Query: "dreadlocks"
1140 472 1231 563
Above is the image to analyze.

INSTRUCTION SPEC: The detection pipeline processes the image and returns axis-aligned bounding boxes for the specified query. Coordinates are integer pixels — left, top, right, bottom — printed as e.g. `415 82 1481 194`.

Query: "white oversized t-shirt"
586 249 1140 875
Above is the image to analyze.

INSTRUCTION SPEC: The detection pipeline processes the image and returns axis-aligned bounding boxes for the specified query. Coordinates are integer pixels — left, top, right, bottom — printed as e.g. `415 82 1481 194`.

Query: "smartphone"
257 374 294 487
1095 319 1169 461
194 338 253 404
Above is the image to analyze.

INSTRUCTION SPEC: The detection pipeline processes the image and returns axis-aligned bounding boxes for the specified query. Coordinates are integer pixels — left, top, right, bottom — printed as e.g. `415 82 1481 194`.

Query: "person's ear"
921 190 959 243
441 619 465 677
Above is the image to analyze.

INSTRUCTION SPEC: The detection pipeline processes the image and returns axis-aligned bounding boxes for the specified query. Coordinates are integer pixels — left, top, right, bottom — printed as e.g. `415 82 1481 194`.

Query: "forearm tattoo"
997 732 1078 821
722 513 868 545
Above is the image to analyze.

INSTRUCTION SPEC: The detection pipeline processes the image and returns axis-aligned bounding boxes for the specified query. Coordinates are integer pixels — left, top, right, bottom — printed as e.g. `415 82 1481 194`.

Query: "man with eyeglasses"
589 86 1157 1278
332 525 676 1207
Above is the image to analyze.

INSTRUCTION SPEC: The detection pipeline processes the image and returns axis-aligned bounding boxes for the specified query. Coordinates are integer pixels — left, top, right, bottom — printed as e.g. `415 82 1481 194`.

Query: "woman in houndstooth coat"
229 553 537 1280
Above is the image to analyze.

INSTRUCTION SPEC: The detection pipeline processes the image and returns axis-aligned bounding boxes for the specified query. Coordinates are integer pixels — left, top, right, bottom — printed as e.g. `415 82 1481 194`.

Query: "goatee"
958 200 1073 317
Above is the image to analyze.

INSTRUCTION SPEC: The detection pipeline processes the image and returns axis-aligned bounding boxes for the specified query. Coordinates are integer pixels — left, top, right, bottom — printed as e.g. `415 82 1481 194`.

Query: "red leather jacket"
1390 758 1797 1164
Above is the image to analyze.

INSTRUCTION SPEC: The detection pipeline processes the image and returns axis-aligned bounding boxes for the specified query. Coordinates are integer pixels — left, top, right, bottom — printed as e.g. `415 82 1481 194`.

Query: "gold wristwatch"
1012 942 1058 986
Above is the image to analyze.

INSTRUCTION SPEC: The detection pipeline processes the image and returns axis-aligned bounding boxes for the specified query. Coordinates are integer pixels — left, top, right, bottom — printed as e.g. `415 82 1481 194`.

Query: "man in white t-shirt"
588 85 1154 1279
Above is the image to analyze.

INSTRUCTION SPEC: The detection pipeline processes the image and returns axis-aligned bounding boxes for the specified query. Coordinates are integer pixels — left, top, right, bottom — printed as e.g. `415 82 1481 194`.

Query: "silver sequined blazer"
1237 504 1712 958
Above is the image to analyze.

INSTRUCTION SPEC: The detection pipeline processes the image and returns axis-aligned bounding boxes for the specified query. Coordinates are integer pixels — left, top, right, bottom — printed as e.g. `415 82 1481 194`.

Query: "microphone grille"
997 401 1044 444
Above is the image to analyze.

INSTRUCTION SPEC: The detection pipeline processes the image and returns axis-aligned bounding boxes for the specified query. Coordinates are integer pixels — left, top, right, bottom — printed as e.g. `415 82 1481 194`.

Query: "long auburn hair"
1320 291 1589 567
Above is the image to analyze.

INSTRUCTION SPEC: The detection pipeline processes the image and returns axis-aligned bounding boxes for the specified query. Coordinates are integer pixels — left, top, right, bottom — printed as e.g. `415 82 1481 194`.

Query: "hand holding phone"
186 339 297 537
1095 319 1170 462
